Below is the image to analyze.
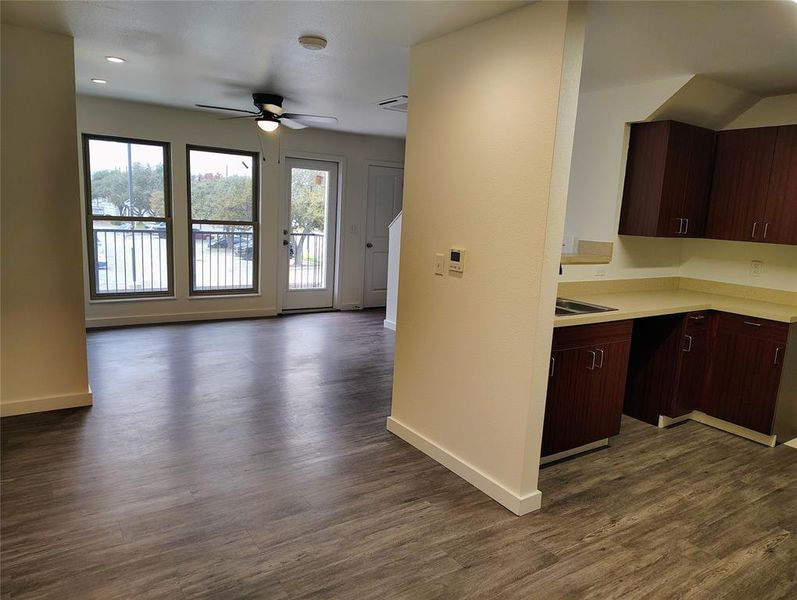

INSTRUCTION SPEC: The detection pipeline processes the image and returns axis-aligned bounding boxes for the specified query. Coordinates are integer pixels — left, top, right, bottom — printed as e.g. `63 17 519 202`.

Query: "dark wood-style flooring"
2 310 796 599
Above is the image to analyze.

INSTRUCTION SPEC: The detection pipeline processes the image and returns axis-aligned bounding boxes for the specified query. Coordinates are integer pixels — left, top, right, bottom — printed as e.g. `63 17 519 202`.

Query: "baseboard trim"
86 308 278 328
658 410 776 447
1 389 93 417
386 416 542 516
784 438 797 450
658 413 692 428
338 303 362 311
383 319 396 331
690 411 777 447
540 438 609 465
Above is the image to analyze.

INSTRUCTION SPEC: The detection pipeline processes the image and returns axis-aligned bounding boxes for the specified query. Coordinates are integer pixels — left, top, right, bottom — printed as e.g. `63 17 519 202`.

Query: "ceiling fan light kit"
196 93 338 133
257 114 280 132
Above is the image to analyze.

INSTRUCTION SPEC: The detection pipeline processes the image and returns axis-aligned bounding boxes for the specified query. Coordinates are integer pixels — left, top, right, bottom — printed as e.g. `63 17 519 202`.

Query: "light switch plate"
434 253 444 276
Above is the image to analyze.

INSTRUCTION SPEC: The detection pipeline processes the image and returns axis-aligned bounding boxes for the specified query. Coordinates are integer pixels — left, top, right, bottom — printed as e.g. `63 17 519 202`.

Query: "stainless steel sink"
555 297 617 316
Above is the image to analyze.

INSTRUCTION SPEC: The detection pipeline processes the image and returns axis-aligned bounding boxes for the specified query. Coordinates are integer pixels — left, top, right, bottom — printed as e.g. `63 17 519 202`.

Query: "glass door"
282 158 338 310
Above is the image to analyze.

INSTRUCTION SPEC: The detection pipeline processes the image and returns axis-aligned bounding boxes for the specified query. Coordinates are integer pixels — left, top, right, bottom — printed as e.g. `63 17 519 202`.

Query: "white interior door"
363 165 403 308
282 158 339 311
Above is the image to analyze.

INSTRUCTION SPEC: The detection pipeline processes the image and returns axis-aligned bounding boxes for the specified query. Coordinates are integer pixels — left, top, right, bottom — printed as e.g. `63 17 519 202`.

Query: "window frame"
82 133 174 300
186 144 260 296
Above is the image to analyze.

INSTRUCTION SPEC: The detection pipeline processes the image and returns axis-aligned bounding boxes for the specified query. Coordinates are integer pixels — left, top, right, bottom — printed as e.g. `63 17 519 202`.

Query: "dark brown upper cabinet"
706 124 796 245
619 120 716 238
763 124 797 245
706 126 777 242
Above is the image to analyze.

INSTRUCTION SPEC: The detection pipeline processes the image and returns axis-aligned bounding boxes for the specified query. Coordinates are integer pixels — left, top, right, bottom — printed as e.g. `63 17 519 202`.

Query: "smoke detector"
378 95 409 113
298 35 328 51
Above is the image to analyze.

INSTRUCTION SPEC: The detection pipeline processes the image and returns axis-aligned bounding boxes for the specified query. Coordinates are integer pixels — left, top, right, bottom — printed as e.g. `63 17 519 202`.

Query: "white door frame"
362 160 404 308
278 149 346 313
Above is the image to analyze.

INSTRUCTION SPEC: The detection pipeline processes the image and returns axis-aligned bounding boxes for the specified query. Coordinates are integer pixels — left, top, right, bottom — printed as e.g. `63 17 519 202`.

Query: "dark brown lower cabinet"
624 311 710 425
676 314 712 415
706 313 788 434
542 321 633 457
624 310 790 436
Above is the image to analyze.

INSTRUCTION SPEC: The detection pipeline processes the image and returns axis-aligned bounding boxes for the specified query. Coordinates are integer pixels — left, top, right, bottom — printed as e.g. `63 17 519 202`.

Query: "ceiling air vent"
378 95 409 113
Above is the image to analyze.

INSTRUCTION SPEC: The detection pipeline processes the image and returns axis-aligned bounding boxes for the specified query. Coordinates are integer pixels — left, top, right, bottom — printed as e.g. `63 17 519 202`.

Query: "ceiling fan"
196 93 338 132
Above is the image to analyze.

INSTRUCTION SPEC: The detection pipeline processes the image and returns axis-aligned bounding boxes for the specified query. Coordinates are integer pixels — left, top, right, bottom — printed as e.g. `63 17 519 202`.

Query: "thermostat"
448 248 465 273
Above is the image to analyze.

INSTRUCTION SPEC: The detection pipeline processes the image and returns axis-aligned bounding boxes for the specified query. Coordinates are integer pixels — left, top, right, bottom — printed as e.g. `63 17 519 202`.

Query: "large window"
187 146 259 294
83 135 173 299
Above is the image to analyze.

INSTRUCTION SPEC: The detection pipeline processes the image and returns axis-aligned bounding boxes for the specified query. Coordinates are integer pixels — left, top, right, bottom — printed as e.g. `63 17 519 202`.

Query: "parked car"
234 238 254 260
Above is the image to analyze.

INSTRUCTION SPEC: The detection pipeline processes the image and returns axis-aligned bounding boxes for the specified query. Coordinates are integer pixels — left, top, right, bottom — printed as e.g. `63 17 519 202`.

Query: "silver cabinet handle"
751 222 758 239
596 348 605 368
689 314 705 320
774 347 781 366
676 218 684 235
586 350 596 370
550 356 555 377
683 334 693 352
743 321 762 327
683 218 689 235
763 222 769 239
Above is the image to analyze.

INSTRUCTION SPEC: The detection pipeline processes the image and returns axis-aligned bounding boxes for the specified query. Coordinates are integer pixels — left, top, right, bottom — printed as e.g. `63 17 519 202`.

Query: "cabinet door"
707 319 786 434
680 124 716 238
675 326 710 416
620 121 672 237
542 347 595 456
590 340 633 440
706 127 777 242
762 124 797 245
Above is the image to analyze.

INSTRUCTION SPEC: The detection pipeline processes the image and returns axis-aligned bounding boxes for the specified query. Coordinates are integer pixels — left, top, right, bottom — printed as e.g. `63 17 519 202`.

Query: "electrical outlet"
750 260 763 277
434 253 445 276
594 266 607 278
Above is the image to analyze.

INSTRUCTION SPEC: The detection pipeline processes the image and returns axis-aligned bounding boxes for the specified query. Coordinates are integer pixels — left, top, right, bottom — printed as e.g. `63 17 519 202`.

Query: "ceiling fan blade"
196 104 259 115
281 113 338 125
280 118 308 130
220 114 259 120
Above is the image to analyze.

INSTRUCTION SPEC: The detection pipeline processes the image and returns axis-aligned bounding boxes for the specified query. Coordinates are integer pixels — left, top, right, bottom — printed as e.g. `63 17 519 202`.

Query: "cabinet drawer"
552 320 633 352
715 312 789 343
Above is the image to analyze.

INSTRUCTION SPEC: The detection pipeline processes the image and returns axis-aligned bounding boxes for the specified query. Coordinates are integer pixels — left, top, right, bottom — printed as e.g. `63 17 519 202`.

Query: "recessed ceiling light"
298 35 327 51
91 78 108 84
105 56 125 63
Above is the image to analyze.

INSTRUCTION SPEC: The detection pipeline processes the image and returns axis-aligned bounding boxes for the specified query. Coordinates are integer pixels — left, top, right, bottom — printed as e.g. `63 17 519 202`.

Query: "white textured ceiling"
0 0 526 138
580 0 797 95
3 0 796 139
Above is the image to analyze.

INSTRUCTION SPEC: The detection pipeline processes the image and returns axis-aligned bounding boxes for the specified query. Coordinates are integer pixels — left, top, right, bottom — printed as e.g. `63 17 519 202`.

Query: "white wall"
76 96 405 326
389 1 584 515
383 212 401 330
562 76 690 282
562 84 797 292
1 25 92 415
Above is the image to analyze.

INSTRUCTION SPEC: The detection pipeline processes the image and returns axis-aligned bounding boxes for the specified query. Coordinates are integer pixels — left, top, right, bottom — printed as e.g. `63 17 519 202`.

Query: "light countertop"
554 288 797 327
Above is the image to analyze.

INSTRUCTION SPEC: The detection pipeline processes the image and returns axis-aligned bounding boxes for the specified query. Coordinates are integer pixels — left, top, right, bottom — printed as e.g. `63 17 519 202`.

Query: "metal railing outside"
192 229 254 291
93 228 169 294
289 232 325 289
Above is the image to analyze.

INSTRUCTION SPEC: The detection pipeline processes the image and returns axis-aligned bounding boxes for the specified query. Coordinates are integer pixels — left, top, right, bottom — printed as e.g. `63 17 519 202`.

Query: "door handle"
689 314 705 320
683 218 689 235
586 350 596 370
751 222 758 239
683 334 693 353
763 222 769 240
366 242 373 248
774 347 781 366
676 218 684 234
550 356 555 377
743 321 762 327
596 348 605 368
